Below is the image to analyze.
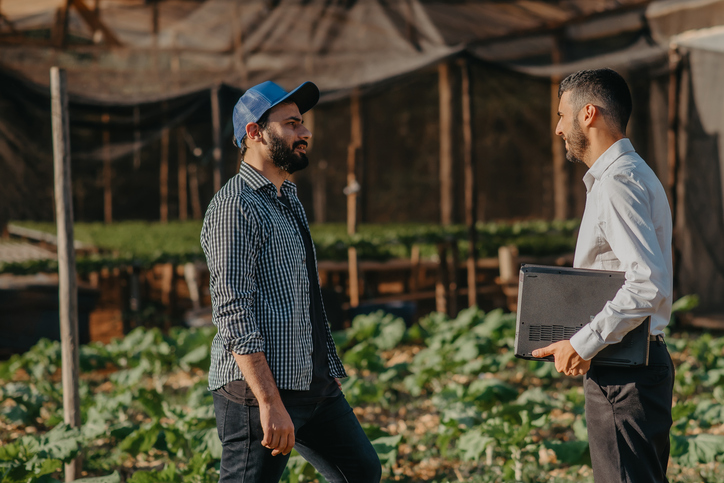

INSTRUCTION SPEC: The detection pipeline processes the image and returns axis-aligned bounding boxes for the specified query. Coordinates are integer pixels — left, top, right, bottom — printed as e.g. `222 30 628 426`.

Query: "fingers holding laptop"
532 341 592 376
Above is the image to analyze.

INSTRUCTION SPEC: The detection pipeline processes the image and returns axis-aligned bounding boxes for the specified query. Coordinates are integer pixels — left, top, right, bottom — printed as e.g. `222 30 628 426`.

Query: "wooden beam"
0 0 19 36
460 58 478 308
313 161 327 223
70 0 122 47
189 162 202 220
51 0 71 48
435 243 448 314
152 0 159 36
50 66 82 483
448 239 459 316
347 89 362 308
211 85 222 192
409 244 420 293
438 62 453 225
667 47 682 221
101 113 112 224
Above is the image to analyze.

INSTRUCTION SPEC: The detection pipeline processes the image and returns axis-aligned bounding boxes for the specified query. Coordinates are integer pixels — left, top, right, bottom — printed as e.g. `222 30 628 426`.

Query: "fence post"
50 66 82 482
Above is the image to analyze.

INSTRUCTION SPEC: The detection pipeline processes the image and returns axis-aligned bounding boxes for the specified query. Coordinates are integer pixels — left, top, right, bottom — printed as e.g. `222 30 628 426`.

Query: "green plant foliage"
1 296 721 482
3 220 579 274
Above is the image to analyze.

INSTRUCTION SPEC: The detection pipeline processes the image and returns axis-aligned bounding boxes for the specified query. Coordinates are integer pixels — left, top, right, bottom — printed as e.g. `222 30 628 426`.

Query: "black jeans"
212 392 382 483
584 340 674 483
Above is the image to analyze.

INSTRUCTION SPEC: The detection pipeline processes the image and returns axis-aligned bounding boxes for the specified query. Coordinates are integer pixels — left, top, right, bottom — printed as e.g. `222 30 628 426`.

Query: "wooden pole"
551 36 568 220
51 0 71 48
313 160 327 223
438 62 453 226
438 62 453 312
667 47 682 220
177 128 188 221
347 90 362 308
435 242 448 314
50 66 82 482
189 162 202 220
69 0 121 47
101 113 112 224
160 126 169 223
409 244 420 293
211 85 223 192
448 240 459 316
459 58 478 307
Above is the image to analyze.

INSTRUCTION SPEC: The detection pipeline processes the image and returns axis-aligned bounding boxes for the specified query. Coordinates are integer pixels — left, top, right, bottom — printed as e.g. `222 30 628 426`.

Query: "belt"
649 334 665 342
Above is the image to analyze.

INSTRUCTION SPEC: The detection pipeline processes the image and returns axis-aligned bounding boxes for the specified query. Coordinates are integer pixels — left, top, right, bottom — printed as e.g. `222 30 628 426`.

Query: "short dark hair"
558 68 632 135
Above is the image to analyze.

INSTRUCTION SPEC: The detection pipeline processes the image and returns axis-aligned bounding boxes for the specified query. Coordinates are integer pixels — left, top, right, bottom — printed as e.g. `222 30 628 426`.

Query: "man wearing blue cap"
200 81 381 482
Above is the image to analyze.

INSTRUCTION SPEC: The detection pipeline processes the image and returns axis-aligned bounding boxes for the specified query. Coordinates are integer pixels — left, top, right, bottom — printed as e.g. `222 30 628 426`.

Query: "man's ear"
580 104 597 127
246 122 263 142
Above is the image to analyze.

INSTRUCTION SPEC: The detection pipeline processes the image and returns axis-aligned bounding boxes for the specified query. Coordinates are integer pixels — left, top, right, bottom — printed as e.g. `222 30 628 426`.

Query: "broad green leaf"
457 427 494 462
452 339 480 362
341 342 385 372
543 440 590 465
573 416 588 442
671 294 699 313
110 359 150 387
36 424 80 461
119 422 162 455
372 318 406 351
71 471 121 483
370 434 402 468
468 378 518 405
178 345 210 372
673 434 724 465
34 457 63 477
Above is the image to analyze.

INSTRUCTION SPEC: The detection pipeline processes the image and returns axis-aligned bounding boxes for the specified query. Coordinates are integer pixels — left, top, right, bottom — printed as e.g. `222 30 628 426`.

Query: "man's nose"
554 120 563 137
299 124 312 140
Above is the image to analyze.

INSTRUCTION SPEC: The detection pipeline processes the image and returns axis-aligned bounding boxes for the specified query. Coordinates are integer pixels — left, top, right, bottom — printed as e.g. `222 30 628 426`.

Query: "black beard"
267 130 309 174
565 118 589 164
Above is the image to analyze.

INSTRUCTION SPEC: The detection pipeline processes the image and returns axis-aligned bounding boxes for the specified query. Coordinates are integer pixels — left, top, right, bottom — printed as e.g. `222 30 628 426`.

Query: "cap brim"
277 81 319 114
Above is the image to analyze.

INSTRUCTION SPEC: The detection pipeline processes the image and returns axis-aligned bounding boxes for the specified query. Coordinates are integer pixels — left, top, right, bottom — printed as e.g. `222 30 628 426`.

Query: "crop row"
1 220 579 275
2 301 723 482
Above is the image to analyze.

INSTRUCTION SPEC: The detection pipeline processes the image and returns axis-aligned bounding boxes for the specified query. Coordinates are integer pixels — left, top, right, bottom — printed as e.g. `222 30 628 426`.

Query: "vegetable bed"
2 305 723 482
2 220 579 275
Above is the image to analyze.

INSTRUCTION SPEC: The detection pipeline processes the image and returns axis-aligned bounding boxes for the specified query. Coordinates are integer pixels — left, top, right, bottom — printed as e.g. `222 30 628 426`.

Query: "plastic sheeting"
0 0 652 105
671 27 724 314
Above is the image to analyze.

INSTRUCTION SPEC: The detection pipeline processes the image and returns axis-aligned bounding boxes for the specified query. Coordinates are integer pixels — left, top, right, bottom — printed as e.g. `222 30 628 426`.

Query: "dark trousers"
212 392 382 483
584 340 674 483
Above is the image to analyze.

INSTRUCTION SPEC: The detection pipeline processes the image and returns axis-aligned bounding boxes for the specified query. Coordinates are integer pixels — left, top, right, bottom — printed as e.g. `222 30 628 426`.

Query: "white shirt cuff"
570 325 606 361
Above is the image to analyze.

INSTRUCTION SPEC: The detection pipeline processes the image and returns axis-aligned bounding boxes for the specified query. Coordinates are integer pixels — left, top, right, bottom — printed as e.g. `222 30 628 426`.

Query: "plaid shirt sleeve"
202 194 264 356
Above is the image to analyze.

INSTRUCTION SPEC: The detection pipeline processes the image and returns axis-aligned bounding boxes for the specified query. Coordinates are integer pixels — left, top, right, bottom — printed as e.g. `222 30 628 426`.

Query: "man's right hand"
259 400 295 456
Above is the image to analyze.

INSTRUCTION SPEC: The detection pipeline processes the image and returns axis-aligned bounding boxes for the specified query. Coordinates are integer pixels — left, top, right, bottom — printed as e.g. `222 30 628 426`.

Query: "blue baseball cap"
232 80 320 146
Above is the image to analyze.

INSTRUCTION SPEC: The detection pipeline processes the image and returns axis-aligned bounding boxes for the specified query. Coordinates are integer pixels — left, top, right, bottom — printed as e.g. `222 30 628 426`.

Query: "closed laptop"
514 264 650 367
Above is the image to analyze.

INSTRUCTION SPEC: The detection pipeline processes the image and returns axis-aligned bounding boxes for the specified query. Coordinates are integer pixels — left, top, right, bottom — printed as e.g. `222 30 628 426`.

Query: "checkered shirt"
201 162 347 391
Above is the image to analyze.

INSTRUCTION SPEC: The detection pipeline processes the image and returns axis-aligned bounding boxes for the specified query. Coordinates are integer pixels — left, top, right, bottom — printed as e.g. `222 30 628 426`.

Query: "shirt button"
302 258 306 263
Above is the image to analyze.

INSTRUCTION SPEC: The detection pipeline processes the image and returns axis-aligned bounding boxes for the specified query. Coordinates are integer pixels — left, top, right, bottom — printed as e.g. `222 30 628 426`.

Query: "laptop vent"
529 325 579 342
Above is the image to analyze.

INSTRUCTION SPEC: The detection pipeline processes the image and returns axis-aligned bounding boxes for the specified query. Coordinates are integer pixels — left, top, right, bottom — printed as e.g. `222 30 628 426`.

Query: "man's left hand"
335 377 343 392
532 340 591 376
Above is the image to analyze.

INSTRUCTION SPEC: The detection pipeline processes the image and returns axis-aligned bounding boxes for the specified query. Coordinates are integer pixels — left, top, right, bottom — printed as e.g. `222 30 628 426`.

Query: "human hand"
259 401 295 456
532 340 591 376
335 377 343 392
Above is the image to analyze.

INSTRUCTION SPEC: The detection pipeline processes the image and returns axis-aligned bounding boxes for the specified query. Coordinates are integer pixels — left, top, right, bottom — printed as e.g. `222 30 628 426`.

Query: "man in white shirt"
533 69 674 483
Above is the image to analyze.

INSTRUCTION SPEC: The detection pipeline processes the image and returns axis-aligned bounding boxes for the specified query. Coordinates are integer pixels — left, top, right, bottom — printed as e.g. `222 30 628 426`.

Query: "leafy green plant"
3 220 579 274
2 299 724 482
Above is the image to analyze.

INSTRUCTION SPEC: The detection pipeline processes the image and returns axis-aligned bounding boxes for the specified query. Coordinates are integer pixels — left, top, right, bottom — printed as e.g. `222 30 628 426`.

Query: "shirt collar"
238 162 298 197
583 138 635 191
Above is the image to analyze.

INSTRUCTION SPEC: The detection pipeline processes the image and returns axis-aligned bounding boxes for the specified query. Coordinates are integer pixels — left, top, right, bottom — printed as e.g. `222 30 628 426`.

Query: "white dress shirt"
569 138 673 361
